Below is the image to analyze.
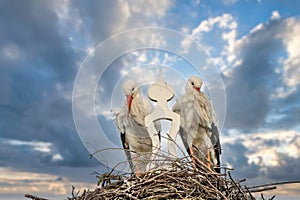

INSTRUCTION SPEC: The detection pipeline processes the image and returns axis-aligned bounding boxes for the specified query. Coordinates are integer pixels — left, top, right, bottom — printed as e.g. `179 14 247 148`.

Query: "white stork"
114 80 160 175
172 76 221 173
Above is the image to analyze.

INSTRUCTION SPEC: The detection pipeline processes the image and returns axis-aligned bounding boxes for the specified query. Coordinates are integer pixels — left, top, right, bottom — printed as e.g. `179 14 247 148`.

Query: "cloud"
221 141 261 179
267 153 300 181
181 13 238 71
0 1 78 80
190 13 237 41
0 167 96 198
224 17 286 130
281 17 300 88
222 129 300 186
0 1 98 173
68 0 173 45
266 16 300 129
271 10 281 20
2 139 52 153
129 0 173 18
217 14 300 132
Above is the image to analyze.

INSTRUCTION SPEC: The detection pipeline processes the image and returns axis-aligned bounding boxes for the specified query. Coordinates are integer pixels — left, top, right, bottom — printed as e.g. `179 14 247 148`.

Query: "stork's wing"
199 94 221 152
173 94 208 140
120 131 135 173
113 105 127 133
200 93 221 172
113 106 135 173
210 122 221 173
179 127 191 155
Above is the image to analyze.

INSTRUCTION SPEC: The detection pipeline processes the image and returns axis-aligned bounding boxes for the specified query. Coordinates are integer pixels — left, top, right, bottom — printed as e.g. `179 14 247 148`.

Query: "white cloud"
52 154 64 162
249 23 264 34
271 86 296 99
191 13 236 38
271 10 281 20
281 18 300 88
3 139 52 153
181 13 238 59
129 0 172 18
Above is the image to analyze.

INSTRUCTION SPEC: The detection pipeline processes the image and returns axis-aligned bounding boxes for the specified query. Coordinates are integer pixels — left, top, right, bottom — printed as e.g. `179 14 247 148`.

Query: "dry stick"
250 186 277 193
228 171 246 197
244 186 255 200
247 180 300 189
24 194 48 200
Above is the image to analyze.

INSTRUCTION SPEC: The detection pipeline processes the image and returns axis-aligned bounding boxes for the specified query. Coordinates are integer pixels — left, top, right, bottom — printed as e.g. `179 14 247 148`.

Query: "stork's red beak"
126 95 133 119
195 87 200 92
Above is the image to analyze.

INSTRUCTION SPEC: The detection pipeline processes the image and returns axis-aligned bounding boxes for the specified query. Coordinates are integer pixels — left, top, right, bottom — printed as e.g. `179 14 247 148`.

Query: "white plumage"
173 76 221 172
114 80 160 175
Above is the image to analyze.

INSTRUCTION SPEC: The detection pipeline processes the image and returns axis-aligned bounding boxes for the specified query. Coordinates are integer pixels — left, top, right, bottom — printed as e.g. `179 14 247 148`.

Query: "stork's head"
122 80 139 118
186 76 203 94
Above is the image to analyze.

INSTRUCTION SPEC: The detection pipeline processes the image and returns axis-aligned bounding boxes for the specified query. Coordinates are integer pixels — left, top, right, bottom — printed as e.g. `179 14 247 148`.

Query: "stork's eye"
132 88 134 91
191 82 194 86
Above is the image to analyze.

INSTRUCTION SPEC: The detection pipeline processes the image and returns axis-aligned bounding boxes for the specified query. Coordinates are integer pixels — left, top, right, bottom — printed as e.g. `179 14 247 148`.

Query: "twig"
250 186 277 193
248 180 300 189
24 194 48 200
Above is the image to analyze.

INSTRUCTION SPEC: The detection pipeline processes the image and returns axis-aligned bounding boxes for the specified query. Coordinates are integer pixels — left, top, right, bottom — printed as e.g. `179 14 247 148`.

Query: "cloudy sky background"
1 0 300 199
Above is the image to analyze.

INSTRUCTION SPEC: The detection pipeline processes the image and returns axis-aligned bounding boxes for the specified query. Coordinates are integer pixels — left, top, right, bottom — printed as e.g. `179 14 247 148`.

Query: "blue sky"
1 0 300 199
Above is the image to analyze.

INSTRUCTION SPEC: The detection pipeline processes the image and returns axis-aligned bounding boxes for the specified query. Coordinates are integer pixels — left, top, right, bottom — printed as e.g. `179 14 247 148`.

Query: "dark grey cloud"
267 155 300 181
222 142 261 180
0 138 100 183
0 0 99 178
70 1 130 44
0 0 170 181
266 135 300 181
70 1 171 45
224 19 285 130
268 86 300 129
0 1 78 79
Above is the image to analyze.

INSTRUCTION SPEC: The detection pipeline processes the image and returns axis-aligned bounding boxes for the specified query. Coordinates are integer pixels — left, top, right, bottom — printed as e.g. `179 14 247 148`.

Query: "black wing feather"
120 130 135 173
210 122 221 173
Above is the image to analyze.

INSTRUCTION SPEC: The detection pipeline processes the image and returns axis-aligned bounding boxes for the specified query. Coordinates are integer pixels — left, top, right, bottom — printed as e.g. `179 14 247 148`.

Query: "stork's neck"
129 92 146 125
133 91 142 102
186 88 200 96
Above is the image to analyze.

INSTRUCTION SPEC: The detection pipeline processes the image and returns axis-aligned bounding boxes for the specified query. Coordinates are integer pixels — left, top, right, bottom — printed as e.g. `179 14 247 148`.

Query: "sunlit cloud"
0 167 95 197
223 130 300 167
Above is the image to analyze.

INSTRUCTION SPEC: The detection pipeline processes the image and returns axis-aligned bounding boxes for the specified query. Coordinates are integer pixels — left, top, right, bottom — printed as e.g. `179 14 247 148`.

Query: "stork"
172 76 221 173
114 80 160 175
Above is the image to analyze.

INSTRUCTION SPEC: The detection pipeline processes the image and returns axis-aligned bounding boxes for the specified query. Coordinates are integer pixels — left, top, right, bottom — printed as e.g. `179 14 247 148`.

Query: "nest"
66 155 276 200
27 151 296 200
